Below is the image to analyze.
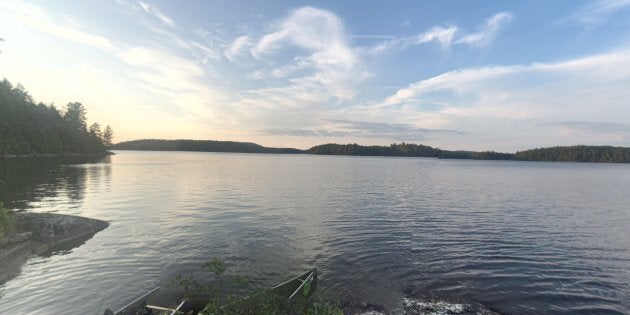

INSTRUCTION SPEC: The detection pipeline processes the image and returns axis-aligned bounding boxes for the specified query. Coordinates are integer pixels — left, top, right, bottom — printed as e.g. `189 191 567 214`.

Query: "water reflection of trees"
0 156 110 210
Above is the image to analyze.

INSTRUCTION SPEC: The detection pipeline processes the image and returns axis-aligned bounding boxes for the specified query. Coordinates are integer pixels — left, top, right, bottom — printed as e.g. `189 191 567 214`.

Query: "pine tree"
102 125 114 149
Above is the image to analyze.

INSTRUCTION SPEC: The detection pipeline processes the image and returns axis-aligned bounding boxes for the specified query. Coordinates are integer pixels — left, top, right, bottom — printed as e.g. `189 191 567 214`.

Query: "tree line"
113 139 302 154
114 140 630 163
0 79 113 155
514 145 630 163
308 143 440 157
308 143 630 163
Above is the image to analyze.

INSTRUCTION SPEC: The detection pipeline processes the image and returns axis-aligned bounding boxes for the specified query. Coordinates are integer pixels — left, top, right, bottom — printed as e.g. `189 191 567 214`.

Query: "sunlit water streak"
0 151 629 314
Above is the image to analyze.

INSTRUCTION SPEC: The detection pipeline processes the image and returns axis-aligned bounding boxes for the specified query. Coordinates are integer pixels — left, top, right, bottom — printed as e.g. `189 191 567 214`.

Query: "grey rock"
0 212 109 284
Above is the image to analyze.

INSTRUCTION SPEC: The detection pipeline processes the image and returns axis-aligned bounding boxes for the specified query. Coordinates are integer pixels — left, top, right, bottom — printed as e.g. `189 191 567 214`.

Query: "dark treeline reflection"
0 156 110 210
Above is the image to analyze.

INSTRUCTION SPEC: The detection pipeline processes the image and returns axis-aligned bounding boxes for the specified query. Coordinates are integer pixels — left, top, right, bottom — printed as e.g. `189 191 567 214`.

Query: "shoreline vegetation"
0 78 113 157
113 139 630 164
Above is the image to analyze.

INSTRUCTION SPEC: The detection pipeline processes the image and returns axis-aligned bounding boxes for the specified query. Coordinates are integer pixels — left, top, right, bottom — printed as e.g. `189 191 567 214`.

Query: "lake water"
1 151 629 314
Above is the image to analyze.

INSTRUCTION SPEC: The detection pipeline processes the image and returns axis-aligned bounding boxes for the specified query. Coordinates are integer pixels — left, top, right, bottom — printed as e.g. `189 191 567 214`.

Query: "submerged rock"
0 212 109 284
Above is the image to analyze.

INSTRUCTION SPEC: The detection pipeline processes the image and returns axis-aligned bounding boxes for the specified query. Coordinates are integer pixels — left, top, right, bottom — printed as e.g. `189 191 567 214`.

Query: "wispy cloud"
244 6 366 104
224 35 251 62
540 121 630 139
1 1 117 53
262 119 460 140
369 50 630 149
114 45 230 119
250 6 356 68
456 12 513 47
367 26 458 54
561 0 630 26
351 35 396 40
138 1 175 28
365 12 512 54
382 50 630 108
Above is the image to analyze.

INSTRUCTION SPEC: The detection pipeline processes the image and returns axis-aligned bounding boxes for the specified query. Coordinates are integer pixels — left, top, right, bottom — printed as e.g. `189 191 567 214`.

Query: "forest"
0 79 112 156
113 139 303 154
308 143 440 157
514 146 630 163
308 143 630 163
115 141 630 163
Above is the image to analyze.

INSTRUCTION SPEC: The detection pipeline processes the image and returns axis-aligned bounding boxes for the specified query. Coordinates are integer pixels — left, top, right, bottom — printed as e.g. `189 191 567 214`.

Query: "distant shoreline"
113 139 630 164
0 152 114 159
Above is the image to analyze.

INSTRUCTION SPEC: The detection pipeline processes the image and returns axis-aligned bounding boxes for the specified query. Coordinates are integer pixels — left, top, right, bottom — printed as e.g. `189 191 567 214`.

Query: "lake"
1 151 629 314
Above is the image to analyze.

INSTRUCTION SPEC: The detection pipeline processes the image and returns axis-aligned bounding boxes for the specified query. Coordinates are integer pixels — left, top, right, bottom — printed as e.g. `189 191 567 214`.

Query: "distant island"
114 140 630 164
112 139 303 154
0 79 112 157
309 143 630 163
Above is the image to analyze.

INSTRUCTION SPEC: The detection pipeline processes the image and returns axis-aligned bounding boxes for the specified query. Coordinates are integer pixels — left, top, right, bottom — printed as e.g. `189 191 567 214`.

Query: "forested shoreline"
113 139 302 154
0 79 113 156
308 143 630 163
114 140 630 163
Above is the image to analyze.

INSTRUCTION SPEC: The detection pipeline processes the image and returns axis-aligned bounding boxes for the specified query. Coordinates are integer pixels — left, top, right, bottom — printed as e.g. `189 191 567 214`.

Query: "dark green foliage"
515 145 630 163
102 125 114 149
172 259 341 315
308 142 440 157
436 150 475 159
437 150 514 160
113 139 304 154
309 142 630 163
171 258 246 312
0 79 112 155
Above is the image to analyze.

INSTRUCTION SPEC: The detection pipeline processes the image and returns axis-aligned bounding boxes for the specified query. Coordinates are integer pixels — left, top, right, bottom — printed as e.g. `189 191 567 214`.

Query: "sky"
1 0 630 151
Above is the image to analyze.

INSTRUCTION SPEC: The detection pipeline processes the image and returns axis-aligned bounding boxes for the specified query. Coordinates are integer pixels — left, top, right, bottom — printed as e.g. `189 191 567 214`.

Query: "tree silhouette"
102 125 114 149
0 78 112 155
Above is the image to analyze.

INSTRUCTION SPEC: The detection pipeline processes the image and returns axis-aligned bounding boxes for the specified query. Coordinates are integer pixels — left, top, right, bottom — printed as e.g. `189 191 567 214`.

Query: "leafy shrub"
171 258 344 314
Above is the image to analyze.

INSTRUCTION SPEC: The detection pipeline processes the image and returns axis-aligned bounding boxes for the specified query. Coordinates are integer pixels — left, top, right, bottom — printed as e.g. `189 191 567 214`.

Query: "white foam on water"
403 298 468 315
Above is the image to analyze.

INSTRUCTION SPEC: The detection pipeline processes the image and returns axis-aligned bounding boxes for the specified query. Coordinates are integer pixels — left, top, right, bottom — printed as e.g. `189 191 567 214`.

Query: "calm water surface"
0 151 629 314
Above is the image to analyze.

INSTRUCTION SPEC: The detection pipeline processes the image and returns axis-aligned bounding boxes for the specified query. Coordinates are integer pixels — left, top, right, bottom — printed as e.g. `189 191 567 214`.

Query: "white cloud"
365 12 511 54
262 119 459 140
138 1 175 28
224 35 251 62
243 6 365 105
370 50 630 149
107 44 231 126
383 50 630 108
251 7 355 66
1 1 117 53
456 12 513 47
561 0 630 25
368 26 458 54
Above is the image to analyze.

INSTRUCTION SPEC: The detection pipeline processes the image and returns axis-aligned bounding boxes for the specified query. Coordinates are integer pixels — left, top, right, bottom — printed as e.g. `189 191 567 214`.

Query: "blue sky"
1 0 630 151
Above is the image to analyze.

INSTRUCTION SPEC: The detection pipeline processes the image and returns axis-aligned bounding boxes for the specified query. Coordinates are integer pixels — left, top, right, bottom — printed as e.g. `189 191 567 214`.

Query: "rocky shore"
0 212 109 284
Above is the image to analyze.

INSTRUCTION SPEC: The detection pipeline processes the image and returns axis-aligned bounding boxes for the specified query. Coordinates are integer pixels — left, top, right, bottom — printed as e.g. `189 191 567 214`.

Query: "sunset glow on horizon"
1 0 630 151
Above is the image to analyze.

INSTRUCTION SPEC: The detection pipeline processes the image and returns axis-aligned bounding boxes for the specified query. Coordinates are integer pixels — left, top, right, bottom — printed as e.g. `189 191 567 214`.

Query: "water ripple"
0 153 629 314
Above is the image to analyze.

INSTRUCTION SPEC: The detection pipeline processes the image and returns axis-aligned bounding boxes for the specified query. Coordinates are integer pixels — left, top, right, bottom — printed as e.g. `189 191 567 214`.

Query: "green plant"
170 258 246 313
171 259 344 315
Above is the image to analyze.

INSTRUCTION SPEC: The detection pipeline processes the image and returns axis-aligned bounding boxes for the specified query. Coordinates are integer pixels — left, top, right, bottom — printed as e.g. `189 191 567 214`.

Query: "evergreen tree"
89 122 102 139
102 125 114 149
0 78 111 155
